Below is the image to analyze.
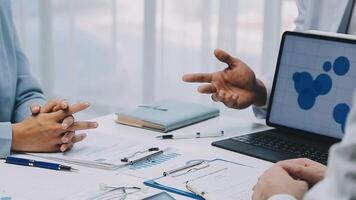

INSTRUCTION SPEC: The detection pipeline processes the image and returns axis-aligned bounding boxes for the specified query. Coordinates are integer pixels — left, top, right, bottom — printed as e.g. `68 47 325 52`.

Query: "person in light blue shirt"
0 1 97 158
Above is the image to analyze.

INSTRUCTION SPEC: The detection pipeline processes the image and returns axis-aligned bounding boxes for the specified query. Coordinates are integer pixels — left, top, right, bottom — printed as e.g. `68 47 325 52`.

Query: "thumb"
214 48 239 67
296 179 309 189
279 162 317 184
30 103 41 116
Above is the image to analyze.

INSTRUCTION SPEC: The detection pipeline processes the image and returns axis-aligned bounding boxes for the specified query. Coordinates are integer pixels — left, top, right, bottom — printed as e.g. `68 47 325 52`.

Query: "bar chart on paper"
129 152 181 170
120 149 211 179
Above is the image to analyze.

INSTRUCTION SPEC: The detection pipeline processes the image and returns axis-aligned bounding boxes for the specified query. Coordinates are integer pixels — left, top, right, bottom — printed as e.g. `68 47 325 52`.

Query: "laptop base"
212 129 339 165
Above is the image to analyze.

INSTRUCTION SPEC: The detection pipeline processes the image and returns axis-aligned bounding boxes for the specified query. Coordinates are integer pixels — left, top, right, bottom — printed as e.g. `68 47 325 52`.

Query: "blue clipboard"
143 159 253 199
144 180 204 200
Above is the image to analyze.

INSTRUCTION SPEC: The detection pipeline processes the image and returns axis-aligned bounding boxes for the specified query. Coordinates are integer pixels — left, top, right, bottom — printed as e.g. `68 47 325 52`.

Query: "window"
12 0 298 120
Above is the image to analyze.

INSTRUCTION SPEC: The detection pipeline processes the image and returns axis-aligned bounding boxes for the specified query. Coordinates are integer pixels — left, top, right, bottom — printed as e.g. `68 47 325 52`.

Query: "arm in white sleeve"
252 0 309 119
303 93 356 200
252 77 272 119
294 0 308 32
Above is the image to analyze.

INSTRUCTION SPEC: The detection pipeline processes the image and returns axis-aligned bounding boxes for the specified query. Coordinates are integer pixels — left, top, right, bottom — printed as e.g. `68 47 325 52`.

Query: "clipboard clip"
120 147 162 165
163 160 209 177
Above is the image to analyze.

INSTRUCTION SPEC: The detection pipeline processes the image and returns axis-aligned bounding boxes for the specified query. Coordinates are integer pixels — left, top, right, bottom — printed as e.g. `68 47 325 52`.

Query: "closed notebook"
115 99 220 132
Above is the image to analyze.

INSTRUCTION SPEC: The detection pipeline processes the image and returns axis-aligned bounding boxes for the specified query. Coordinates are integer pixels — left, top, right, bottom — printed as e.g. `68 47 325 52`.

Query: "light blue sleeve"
12 48 46 122
9 3 46 123
0 2 46 158
0 122 12 158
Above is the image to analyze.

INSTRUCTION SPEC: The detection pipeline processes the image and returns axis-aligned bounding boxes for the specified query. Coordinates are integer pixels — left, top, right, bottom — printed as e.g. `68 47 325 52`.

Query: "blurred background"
11 0 297 120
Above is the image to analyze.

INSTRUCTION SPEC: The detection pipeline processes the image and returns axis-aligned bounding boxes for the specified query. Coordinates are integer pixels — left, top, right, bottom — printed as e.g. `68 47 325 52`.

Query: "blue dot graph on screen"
292 56 350 133
333 103 350 133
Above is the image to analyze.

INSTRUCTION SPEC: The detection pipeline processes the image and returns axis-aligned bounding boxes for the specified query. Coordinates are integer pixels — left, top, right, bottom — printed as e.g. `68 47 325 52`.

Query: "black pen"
156 130 224 139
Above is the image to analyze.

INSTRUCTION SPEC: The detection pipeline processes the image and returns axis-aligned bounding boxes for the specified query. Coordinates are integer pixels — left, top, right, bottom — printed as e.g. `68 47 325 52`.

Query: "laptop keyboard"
232 133 329 165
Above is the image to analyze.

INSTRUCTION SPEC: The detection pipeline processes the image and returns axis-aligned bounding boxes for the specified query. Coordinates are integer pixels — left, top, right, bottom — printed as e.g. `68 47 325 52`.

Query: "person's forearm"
253 79 267 107
10 122 27 152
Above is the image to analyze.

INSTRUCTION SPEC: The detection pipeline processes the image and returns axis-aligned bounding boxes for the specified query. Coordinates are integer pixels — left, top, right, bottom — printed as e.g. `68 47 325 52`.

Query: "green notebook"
115 99 220 132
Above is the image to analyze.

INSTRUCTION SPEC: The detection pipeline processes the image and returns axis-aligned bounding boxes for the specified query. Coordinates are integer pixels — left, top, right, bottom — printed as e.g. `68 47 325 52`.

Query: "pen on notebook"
4 156 77 172
156 130 224 139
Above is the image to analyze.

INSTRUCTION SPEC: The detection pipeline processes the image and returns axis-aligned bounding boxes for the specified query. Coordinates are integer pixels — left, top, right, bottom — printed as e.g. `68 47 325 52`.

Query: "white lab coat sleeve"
252 0 309 119
303 93 356 200
294 0 308 32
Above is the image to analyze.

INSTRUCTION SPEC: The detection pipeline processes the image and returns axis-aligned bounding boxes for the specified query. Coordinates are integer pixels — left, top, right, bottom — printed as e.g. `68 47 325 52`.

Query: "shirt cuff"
252 76 272 119
0 122 12 158
268 194 297 200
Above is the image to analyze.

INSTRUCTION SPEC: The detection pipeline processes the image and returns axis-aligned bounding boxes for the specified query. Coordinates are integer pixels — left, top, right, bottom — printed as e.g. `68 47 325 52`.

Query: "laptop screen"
268 32 356 139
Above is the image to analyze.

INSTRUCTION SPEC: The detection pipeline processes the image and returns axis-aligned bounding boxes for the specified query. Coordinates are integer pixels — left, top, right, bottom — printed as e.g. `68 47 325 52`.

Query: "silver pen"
163 160 205 176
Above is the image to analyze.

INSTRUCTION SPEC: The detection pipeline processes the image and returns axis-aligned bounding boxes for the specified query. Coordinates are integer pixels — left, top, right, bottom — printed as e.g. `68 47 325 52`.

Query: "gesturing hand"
12 102 98 153
277 158 327 186
183 49 267 109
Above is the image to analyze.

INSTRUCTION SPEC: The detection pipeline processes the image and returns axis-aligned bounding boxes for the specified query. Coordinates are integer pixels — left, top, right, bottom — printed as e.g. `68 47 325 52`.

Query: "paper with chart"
29 132 174 170
28 132 210 180
156 159 263 200
118 148 213 179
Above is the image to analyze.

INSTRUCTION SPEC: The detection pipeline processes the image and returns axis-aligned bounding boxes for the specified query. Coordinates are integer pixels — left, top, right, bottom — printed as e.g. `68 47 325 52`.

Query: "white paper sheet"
29 132 168 170
156 159 263 200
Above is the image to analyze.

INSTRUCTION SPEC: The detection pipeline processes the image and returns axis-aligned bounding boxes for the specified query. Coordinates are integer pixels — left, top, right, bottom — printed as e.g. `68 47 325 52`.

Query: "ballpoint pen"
156 130 224 139
5 156 77 172
186 182 212 200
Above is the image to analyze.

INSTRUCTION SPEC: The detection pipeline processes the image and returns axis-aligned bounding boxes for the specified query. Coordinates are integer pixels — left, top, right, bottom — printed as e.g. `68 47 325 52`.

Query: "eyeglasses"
89 184 141 200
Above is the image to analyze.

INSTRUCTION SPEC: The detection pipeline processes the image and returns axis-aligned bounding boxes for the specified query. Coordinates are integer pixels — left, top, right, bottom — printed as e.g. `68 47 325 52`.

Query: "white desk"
0 114 273 200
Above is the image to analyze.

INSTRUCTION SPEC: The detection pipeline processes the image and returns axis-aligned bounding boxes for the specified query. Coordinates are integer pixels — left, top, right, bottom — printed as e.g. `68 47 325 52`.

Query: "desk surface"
0 114 273 200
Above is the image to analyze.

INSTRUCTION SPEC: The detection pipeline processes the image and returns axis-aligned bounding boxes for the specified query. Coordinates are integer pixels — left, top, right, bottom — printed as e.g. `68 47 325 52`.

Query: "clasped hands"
11 100 98 153
252 158 326 200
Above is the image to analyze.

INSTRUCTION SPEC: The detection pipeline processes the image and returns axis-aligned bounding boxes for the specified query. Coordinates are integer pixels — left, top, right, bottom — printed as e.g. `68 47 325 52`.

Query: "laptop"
212 31 356 165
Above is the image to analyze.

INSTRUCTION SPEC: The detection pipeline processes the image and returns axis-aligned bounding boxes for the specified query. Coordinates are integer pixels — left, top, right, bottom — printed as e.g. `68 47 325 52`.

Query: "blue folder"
116 99 220 132
144 180 204 200
143 159 253 199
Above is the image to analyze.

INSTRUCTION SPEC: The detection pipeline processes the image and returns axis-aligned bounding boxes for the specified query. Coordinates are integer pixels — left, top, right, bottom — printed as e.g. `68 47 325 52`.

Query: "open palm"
183 49 266 109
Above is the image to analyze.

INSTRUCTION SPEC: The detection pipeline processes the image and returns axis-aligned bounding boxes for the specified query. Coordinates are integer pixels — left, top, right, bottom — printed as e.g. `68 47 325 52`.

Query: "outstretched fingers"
60 133 87 152
197 84 217 94
182 73 213 83
51 102 91 121
67 121 98 131
214 48 240 67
